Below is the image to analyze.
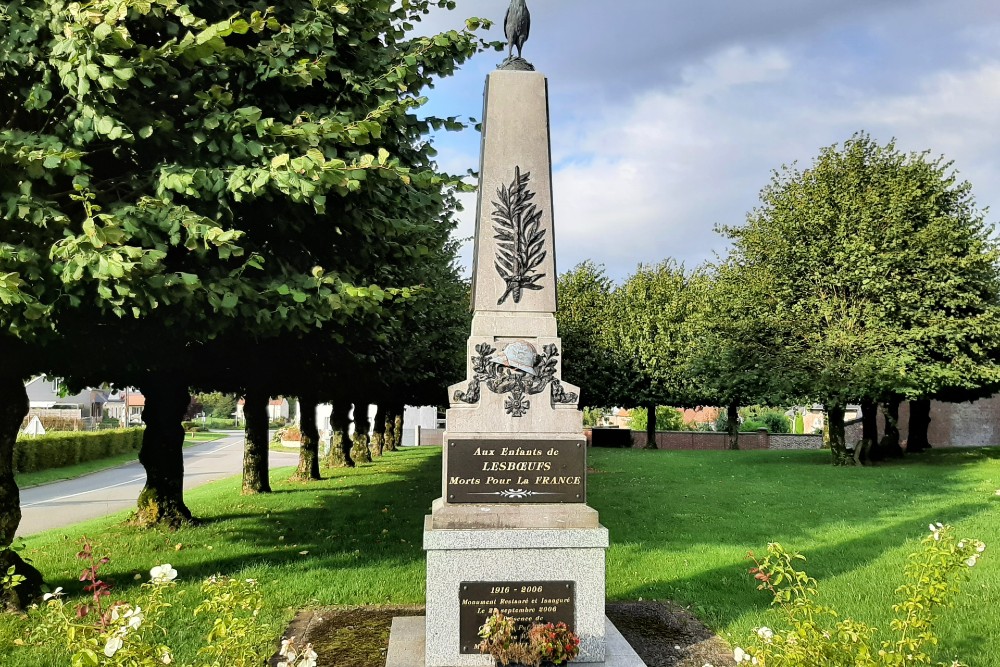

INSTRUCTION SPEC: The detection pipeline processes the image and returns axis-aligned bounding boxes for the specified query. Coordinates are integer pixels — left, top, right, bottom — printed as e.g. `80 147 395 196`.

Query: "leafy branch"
493 166 546 304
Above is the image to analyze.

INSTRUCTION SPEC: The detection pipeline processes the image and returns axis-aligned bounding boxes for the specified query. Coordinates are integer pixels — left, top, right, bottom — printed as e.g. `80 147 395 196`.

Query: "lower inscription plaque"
447 439 586 503
459 581 575 654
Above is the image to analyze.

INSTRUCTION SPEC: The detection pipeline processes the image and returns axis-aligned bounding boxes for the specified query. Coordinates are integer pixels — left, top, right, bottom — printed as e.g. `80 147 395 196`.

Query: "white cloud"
429 1 1000 282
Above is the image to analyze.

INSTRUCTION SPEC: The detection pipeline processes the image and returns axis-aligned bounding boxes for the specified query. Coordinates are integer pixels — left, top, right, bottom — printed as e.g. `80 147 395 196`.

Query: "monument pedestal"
424 521 608 666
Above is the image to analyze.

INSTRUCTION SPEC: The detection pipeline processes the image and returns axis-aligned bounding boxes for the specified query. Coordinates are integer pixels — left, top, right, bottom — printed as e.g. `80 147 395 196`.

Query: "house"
235 397 290 424
607 409 631 429
23 376 108 429
125 392 145 425
793 404 861 434
681 406 721 429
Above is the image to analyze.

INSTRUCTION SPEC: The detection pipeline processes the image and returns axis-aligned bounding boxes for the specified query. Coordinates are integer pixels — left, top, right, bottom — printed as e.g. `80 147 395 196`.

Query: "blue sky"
414 0 1000 282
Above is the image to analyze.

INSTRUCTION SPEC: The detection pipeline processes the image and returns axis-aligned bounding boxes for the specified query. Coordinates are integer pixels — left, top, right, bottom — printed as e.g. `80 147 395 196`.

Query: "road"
17 432 299 537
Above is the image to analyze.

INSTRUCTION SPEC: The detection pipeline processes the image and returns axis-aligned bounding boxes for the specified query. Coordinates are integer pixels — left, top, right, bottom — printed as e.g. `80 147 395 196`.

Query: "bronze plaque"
459 581 575 654
446 439 586 503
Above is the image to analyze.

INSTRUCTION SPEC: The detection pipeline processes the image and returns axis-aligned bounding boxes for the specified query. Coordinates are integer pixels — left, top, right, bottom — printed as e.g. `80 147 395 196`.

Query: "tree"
687 267 800 449
722 133 1000 464
556 262 621 409
605 262 706 449
1 0 498 588
195 393 238 420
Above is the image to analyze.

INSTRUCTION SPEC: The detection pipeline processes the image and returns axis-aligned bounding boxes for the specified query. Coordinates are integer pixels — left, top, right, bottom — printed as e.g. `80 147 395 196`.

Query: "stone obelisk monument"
386 4 645 666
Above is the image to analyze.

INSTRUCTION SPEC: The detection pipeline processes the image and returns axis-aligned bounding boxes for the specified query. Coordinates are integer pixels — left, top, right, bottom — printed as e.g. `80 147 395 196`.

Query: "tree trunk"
878 399 904 458
827 403 853 465
908 399 932 453
727 401 740 450
135 377 196 527
326 400 354 468
370 404 387 458
351 403 372 463
858 399 878 464
644 402 657 450
391 402 404 450
0 373 44 610
292 394 321 481
384 405 397 453
242 389 271 494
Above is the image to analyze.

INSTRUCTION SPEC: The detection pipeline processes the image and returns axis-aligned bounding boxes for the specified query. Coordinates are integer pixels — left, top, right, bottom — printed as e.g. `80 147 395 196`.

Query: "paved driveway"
17 433 299 537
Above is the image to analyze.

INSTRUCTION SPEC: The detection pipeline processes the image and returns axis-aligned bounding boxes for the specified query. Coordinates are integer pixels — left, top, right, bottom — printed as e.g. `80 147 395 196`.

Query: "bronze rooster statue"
504 0 530 59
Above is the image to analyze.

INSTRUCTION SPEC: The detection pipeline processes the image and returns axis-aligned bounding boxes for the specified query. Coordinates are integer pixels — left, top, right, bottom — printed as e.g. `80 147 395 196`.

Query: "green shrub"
13 429 144 473
736 524 986 666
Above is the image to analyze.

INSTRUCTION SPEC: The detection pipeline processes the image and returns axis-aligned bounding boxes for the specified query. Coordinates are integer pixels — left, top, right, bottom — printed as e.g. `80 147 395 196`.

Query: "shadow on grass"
34 447 443 595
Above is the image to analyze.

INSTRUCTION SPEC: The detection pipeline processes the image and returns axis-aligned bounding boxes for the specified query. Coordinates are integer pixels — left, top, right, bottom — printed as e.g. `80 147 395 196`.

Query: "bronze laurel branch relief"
493 166 547 305
452 342 578 417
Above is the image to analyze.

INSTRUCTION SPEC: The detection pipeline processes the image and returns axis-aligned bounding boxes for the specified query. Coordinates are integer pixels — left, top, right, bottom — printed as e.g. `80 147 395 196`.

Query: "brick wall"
769 434 823 450
628 430 770 450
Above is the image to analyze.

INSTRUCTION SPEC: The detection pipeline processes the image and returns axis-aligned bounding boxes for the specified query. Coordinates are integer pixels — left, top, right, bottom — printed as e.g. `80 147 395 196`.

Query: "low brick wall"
769 434 824 450
583 428 822 450
582 429 768 450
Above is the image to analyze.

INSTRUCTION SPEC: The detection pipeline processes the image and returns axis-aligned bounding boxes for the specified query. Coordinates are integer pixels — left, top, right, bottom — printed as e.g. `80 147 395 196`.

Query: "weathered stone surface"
471 71 557 314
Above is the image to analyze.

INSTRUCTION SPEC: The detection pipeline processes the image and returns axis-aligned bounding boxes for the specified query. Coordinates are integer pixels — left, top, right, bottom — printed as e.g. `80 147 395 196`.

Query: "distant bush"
14 429 144 474
19 414 84 432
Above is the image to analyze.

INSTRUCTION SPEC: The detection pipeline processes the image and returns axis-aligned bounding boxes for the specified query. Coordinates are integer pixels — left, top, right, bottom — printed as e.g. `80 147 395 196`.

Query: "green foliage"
793 412 805 435
556 262 621 408
628 406 685 432
13 428 143 474
582 407 606 427
194 393 238 420
29 559 317 667
605 261 708 409
737 525 987 666
1 0 497 380
743 407 791 434
720 132 1000 410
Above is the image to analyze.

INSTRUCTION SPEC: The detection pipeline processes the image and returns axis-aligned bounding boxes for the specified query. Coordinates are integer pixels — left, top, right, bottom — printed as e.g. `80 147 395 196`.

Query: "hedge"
14 428 145 474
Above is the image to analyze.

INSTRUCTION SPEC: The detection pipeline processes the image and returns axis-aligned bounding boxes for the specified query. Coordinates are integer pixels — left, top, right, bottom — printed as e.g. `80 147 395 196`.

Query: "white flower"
966 556 978 567
280 637 294 656
977 543 986 553
123 605 143 630
299 645 318 667
104 636 124 657
150 564 178 583
42 587 64 601
756 626 774 641
734 647 751 663
161 650 173 664
958 541 966 549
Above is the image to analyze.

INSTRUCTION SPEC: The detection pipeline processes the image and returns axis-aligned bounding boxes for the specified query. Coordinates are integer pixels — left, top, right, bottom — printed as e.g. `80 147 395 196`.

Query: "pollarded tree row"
559 133 1000 465
0 0 497 608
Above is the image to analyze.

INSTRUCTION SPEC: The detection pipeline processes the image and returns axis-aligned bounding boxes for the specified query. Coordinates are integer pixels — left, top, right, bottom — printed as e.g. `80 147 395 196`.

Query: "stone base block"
385 616 646 667
428 500 600 530
424 523 609 667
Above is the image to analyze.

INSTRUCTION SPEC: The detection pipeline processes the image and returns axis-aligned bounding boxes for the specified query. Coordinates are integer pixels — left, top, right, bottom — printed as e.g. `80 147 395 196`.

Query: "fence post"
758 428 770 449
415 424 421 447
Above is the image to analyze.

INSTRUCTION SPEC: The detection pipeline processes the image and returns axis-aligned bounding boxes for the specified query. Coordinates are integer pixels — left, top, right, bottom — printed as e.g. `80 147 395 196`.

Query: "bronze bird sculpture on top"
504 0 530 59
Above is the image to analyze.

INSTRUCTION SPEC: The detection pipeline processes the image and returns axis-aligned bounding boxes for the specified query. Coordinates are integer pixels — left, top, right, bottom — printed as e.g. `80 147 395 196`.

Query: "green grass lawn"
15 432 226 488
1 447 996 666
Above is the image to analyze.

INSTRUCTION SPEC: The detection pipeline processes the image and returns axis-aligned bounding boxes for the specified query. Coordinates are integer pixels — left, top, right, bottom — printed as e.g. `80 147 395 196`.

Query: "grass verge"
15 432 226 488
0 447 996 666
